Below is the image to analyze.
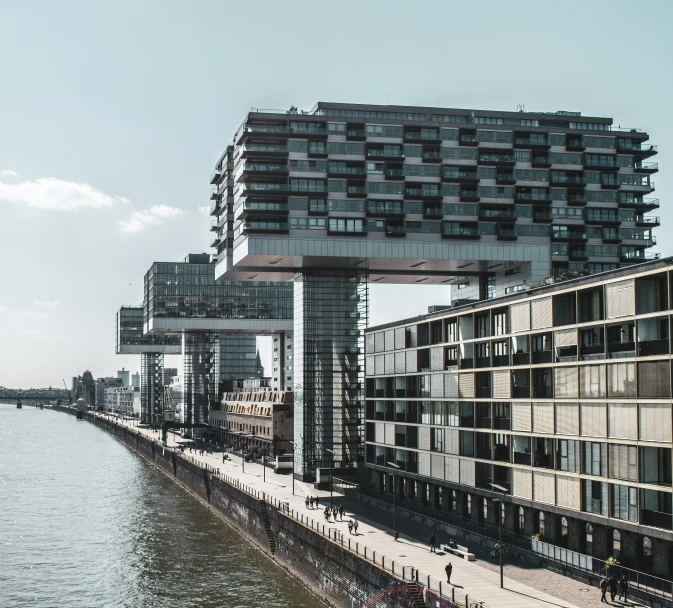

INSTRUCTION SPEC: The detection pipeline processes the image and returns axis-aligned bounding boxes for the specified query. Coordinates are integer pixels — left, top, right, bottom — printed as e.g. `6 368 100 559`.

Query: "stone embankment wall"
53 407 422 608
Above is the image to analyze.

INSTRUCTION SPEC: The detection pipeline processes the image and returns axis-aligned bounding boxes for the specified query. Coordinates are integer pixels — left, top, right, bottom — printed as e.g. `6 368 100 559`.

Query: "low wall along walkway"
54 407 432 608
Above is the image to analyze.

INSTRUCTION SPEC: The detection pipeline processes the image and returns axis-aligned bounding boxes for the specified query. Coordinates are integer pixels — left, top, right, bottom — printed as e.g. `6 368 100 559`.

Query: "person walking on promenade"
315 496 319 509
353 519 359 535
430 533 437 553
338 505 344 520
445 562 453 584
348 520 353 535
619 576 629 602
305 495 310 509
608 575 618 602
600 577 608 603
324 506 330 521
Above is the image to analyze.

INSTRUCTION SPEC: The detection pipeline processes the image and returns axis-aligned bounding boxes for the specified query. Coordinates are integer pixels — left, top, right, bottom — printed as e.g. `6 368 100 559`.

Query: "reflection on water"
0 404 318 607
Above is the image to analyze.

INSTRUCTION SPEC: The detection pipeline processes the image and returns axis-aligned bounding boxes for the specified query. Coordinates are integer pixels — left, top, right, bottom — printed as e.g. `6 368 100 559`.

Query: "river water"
0 404 318 607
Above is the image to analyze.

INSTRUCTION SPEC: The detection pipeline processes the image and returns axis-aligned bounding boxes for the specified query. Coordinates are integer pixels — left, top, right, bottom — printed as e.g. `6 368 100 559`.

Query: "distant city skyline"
1 0 671 387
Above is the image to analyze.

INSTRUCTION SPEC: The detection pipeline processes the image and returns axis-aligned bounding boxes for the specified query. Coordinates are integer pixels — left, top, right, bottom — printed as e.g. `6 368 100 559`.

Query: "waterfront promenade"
98 414 638 608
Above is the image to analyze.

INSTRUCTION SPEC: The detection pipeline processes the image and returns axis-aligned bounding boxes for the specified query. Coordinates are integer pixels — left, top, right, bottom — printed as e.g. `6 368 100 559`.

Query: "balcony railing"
532 350 553 364
638 339 669 357
512 352 530 366
512 386 530 398
640 509 672 530
513 452 532 466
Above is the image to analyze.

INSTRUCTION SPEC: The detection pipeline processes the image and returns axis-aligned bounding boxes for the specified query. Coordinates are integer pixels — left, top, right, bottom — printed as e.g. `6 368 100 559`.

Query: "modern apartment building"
210 101 658 478
364 258 673 578
209 377 294 457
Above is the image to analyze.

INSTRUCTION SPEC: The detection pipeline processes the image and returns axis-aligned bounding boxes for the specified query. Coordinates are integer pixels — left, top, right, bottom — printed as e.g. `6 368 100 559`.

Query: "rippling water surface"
0 404 318 607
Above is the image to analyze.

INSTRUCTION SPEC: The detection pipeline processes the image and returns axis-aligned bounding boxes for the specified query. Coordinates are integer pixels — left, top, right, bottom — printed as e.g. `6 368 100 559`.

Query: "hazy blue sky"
1 0 671 387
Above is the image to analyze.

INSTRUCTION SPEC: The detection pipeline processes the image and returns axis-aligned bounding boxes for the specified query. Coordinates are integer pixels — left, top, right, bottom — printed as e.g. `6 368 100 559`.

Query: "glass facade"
115 306 181 354
294 270 368 478
141 353 164 425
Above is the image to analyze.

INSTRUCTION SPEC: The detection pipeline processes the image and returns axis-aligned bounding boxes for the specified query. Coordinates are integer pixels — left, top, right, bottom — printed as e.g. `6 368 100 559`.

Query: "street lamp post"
490 482 508 589
386 461 401 540
325 448 334 509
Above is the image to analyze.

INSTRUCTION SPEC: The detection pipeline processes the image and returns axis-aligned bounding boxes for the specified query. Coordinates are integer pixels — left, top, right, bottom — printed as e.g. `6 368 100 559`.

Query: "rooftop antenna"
517 104 526 113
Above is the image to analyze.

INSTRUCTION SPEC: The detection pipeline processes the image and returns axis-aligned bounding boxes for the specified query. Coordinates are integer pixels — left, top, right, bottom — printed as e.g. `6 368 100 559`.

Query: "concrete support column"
183 332 218 427
293 270 368 479
140 353 164 425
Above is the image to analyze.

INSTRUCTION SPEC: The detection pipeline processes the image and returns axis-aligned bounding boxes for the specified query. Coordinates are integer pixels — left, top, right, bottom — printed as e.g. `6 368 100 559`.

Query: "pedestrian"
338 505 344 520
445 562 453 584
619 576 628 602
608 575 618 602
348 520 353 535
324 506 330 521
315 496 319 509
430 533 437 553
309 496 314 509
353 519 359 535
600 577 608 603
305 496 310 509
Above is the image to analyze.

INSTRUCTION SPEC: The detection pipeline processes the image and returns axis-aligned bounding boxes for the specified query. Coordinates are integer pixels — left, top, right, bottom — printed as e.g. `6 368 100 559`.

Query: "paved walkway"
98 415 640 608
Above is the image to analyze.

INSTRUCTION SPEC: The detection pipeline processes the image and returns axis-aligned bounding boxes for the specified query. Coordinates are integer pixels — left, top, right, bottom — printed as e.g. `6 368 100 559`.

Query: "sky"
1 0 672 388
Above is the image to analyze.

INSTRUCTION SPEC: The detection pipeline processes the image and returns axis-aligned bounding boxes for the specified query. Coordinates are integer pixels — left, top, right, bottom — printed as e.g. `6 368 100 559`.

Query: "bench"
441 543 476 561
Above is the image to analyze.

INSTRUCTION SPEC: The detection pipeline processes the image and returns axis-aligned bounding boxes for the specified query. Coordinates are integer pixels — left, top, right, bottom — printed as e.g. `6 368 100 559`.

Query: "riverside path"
96 413 642 608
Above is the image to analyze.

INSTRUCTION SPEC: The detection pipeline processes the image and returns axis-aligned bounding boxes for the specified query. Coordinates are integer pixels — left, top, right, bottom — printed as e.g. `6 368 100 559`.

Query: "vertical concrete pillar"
293 270 368 479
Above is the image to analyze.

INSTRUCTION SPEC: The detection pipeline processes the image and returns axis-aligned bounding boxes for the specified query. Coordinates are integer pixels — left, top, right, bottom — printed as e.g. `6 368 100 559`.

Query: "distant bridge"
0 386 71 404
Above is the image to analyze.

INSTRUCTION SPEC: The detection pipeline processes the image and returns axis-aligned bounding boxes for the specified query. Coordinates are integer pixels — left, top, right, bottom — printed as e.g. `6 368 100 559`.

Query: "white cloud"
0 169 17 177
18 310 47 319
33 300 59 309
0 329 8 339
0 177 130 211
118 204 184 234
197 205 210 215
0 304 5 313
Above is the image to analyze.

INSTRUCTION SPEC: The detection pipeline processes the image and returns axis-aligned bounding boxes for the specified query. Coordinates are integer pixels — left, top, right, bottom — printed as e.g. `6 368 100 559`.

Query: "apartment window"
537 512 546 537
466 494 472 517
309 141 325 155
518 507 525 532
515 150 531 162
452 490 457 511
328 218 366 233
430 427 443 452
612 530 621 557
642 537 652 559
561 517 568 539
586 524 593 555
328 122 345 134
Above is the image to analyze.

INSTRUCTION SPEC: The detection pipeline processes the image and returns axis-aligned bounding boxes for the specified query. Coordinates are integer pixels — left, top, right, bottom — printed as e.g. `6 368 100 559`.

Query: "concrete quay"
83 411 645 608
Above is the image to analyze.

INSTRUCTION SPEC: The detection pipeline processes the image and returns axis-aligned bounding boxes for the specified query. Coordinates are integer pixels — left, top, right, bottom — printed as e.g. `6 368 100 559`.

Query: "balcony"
366 147 404 160
532 154 551 168
475 386 491 398
442 224 480 240
475 357 491 368
512 386 530 398
442 169 479 184
479 208 516 222
552 231 587 243
346 127 366 140
385 223 406 238
210 220 218 232
385 167 405 180
493 355 509 367
580 344 605 360
515 190 551 204
459 358 474 369
366 201 405 217
608 341 635 358
512 352 530 365
568 192 587 206
533 211 552 223
476 446 493 460
210 188 218 201
532 351 553 364
422 149 442 163
210 200 219 216
210 234 220 248
636 216 660 228
420 206 442 221
237 201 288 219
533 386 552 398
602 231 621 244
635 162 658 174
241 163 288 177
617 141 657 159
496 226 517 241
460 189 480 202
640 509 672 531
513 452 532 466
566 137 585 151
210 167 222 184
496 172 516 185
620 251 661 263
514 135 550 150
406 186 442 200
586 214 619 226
584 159 618 171
550 174 586 188
569 248 589 261
327 165 366 178
638 339 669 357
404 130 440 143
618 197 659 210
458 130 478 146
347 184 367 197
478 152 516 167
242 219 289 234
